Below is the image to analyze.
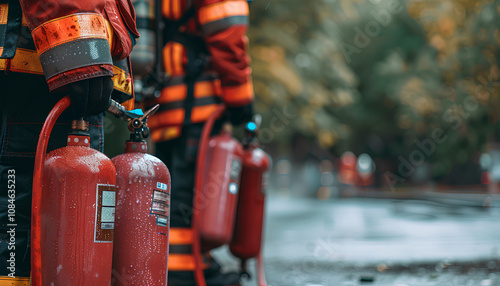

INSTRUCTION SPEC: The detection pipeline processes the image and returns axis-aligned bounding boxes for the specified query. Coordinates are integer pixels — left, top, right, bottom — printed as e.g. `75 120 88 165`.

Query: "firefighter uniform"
145 0 254 285
0 0 138 283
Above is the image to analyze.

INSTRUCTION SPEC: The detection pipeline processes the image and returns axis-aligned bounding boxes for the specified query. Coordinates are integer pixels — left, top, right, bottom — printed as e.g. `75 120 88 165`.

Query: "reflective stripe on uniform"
0 47 43 74
154 75 222 104
163 41 185 76
112 65 132 95
162 0 183 20
191 104 220 123
222 80 254 106
168 253 210 271
147 75 223 133
0 4 43 74
31 13 110 55
29 13 112 81
0 4 8 25
0 4 28 26
169 254 197 271
0 6 114 76
149 109 185 127
0 276 30 286
38 38 112 81
169 228 195 271
198 0 249 36
151 126 182 142
170 228 194 244
168 228 210 271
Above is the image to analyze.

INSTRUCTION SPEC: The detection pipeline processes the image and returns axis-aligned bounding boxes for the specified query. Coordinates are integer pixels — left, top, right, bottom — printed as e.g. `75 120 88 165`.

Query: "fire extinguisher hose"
32 96 72 286
257 251 268 286
194 105 226 286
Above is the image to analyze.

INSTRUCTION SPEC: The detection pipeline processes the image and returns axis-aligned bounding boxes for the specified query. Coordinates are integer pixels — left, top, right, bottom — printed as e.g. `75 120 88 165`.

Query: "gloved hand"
67 77 114 117
226 103 253 126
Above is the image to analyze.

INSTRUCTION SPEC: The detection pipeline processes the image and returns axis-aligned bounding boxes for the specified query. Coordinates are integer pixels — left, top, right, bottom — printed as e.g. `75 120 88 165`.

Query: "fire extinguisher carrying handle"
193 104 226 286
107 98 144 121
32 96 72 286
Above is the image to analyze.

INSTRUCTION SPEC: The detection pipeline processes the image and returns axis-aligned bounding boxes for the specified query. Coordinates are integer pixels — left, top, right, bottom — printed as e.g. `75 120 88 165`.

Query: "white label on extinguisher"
150 189 170 227
94 184 116 243
230 158 242 180
101 207 115 223
102 191 116 206
156 182 168 191
156 217 168 227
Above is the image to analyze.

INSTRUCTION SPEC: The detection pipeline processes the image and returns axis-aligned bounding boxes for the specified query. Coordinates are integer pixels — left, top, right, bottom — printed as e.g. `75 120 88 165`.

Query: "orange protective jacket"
147 0 254 142
0 0 139 107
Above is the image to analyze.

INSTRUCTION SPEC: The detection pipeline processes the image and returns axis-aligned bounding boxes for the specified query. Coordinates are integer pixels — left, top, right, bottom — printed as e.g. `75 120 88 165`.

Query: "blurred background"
105 0 500 285
249 0 500 195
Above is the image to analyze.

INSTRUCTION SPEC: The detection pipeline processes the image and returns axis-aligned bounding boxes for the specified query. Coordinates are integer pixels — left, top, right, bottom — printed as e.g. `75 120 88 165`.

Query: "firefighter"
0 0 138 283
141 0 254 285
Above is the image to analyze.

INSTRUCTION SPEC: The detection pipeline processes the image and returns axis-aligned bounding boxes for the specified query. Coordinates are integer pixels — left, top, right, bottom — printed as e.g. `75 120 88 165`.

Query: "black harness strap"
163 7 195 45
0 0 23 59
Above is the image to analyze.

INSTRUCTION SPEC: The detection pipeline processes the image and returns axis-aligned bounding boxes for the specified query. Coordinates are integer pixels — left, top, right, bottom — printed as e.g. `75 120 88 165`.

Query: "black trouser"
155 121 223 229
0 73 104 277
155 124 204 229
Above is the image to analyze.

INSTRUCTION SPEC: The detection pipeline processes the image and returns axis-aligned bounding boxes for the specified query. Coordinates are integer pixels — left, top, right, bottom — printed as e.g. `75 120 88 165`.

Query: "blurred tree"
249 0 500 182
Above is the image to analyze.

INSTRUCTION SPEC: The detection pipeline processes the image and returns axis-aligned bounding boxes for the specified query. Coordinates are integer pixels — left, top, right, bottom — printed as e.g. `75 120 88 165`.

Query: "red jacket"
0 0 139 92
148 0 254 142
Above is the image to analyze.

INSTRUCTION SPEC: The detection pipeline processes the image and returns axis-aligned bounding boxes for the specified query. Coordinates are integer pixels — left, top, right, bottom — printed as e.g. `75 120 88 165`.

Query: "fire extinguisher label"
230 158 242 180
95 185 116 242
156 217 168 227
262 171 270 193
156 182 168 191
150 188 170 227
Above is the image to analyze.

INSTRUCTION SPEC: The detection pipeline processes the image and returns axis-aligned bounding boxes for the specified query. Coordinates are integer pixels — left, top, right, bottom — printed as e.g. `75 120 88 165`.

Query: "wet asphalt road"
214 196 500 286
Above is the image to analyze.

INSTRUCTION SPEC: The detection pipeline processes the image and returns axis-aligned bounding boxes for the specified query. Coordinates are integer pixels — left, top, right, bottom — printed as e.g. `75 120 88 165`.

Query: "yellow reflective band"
0 4 27 26
0 276 30 286
0 47 44 75
112 65 132 95
0 4 7 25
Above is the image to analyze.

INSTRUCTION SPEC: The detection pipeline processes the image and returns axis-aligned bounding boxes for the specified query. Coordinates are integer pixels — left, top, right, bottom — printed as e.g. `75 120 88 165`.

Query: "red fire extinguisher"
191 105 244 286
196 106 244 251
110 104 172 286
230 117 271 286
32 96 116 285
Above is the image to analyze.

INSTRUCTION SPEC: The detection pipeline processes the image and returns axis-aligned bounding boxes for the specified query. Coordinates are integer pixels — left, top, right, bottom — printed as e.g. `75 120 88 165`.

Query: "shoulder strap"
0 0 22 59
163 6 196 43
